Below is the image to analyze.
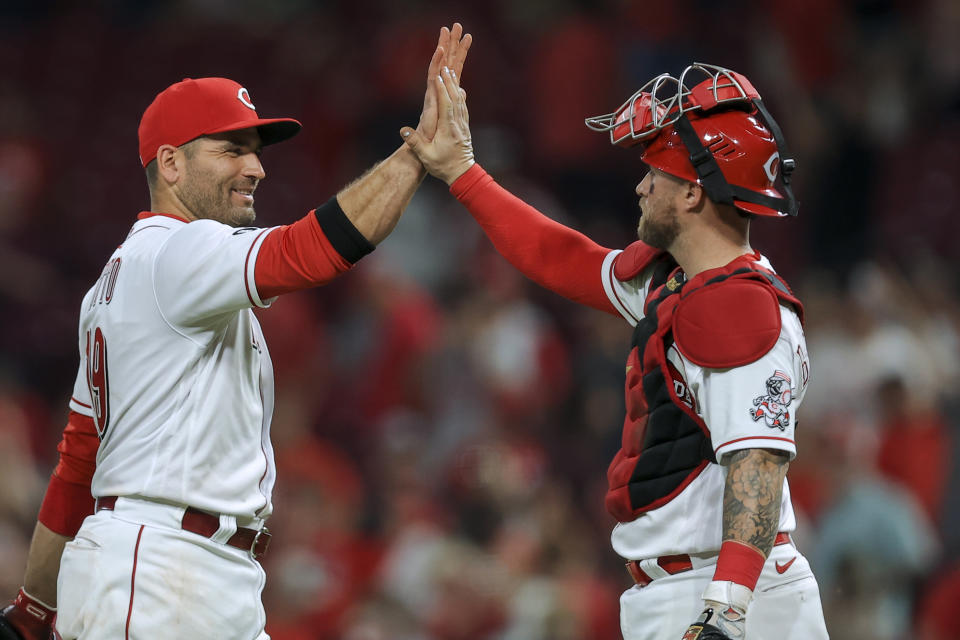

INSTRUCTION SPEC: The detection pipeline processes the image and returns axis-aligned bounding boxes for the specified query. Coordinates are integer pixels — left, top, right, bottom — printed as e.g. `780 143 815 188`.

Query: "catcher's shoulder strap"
613 240 674 282
673 267 802 369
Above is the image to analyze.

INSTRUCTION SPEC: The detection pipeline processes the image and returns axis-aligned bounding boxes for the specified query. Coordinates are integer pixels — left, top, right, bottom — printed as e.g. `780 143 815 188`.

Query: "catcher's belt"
625 532 793 586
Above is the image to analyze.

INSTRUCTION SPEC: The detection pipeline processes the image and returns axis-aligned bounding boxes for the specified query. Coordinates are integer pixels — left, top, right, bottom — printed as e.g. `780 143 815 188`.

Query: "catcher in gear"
402 59 829 639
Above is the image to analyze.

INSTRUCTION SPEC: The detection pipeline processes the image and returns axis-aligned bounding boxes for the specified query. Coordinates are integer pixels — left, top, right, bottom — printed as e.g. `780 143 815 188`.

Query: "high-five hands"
417 23 472 142
402 63 475 185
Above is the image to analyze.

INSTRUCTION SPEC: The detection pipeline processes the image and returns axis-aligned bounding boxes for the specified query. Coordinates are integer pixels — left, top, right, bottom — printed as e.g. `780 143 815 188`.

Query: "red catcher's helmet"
585 63 798 217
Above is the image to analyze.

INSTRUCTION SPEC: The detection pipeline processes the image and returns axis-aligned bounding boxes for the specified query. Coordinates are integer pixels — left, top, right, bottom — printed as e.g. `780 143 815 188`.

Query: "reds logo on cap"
237 87 256 110
137 77 302 167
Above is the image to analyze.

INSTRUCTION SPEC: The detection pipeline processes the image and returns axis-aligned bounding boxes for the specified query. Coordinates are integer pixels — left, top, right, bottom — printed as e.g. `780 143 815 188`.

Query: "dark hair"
145 158 158 190
144 138 199 191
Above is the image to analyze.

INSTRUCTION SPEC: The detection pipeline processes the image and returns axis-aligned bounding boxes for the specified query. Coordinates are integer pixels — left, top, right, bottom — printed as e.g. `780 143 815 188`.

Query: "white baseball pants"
619 541 829 639
55 497 269 639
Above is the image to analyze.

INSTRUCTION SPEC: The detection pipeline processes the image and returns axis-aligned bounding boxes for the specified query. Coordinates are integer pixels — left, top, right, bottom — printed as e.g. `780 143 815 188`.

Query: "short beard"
637 205 680 250
179 166 256 228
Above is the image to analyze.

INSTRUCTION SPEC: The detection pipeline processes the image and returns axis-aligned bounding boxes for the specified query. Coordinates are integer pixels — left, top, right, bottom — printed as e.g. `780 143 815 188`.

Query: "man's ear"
156 144 181 186
683 180 707 213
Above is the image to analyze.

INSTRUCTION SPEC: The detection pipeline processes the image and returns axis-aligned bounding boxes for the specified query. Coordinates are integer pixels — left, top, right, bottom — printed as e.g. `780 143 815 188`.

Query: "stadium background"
1 0 958 638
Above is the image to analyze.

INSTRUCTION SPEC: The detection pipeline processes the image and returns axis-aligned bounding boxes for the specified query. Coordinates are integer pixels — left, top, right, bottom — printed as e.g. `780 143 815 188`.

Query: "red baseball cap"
137 77 302 167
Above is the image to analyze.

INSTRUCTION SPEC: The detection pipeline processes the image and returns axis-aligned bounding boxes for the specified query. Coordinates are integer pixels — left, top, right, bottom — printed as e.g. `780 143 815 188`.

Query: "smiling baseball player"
0 24 472 640
402 61 828 639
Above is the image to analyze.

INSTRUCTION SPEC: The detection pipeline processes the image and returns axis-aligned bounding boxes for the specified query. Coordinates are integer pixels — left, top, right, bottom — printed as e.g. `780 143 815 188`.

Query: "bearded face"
178 156 259 227
635 169 683 250
637 199 681 249
176 130 264 227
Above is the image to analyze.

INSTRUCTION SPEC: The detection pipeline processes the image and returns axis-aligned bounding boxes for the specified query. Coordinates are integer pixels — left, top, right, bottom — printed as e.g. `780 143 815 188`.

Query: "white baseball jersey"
600 250 810 561
68 212 280 520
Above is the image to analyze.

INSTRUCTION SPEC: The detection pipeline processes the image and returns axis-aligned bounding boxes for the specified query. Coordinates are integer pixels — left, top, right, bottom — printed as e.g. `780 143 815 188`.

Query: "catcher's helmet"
585 63 798 217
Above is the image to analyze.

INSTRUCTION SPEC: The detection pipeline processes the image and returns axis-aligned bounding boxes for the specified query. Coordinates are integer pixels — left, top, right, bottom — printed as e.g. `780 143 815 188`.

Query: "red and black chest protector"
605 245 803 523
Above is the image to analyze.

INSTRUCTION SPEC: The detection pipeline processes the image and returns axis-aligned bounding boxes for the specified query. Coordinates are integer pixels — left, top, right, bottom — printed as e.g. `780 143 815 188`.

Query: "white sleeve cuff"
243 228 278 309
714 435 796 464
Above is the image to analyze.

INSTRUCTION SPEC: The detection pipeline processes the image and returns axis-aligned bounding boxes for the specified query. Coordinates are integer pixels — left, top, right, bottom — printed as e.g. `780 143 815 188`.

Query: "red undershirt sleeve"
254 197 375 299
450 164 618 314
37 411 99 537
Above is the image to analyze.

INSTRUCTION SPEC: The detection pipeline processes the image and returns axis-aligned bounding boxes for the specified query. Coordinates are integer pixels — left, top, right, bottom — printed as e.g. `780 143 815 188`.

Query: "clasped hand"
403 25 475 185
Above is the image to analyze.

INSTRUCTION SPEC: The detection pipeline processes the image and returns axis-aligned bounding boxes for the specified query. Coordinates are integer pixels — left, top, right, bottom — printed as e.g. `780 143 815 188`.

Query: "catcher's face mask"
585 63 798 218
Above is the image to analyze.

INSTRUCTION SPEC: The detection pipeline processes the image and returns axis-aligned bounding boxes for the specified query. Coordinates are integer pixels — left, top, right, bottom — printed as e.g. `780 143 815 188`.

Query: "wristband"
3 587 56 637
314 197 374 264
702 579 753 614
713 540 766 591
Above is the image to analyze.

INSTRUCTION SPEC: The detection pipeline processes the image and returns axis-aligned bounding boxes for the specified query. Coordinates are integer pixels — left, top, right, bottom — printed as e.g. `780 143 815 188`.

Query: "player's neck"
669 205 753 276
150 192 198 222
670 227 752 277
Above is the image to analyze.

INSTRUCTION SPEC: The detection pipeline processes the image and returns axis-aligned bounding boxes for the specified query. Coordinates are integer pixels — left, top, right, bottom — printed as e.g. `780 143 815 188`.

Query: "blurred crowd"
1 0 959 639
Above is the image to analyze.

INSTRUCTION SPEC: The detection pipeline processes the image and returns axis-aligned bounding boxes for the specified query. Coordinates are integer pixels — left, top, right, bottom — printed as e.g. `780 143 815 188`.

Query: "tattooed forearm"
722 449 790 555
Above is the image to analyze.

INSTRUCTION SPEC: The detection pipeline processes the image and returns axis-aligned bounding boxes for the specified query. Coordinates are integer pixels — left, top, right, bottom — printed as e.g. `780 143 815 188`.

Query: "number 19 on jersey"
85 326 110 439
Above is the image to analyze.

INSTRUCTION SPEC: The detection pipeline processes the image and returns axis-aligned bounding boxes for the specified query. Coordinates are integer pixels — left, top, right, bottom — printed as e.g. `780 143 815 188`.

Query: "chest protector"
605 245 803 523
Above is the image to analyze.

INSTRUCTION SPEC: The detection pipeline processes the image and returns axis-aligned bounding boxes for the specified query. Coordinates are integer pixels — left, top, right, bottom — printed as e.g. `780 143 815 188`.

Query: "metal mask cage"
584 62 760 147
584 72 681 145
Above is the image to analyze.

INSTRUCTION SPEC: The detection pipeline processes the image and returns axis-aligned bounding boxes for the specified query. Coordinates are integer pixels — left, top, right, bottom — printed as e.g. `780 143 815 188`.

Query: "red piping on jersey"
244 229 272 305
70 396 92 409
257 384 270 513
126 225 172 239
137 211 190 223
126 525 145 640
607 260 639 324
714 435 795 454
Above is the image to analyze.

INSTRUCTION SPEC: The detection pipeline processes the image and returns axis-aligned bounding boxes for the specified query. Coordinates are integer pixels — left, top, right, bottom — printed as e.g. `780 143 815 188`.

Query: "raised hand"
402 65 475 185
417 23 472 142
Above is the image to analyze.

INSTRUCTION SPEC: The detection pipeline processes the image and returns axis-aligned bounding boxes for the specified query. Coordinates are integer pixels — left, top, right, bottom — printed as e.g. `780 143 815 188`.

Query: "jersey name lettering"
89 258 123 308
667 360 696 411
796 344 809 389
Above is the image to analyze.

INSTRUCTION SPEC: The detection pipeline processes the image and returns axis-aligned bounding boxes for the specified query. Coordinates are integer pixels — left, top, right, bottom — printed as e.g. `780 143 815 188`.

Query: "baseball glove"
0 613 28 640
680 607 741 640
0 613 59 640
0 619 60 640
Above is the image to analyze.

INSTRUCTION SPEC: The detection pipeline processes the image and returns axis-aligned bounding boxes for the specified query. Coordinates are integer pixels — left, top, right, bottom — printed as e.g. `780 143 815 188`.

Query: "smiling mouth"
232 188 255 203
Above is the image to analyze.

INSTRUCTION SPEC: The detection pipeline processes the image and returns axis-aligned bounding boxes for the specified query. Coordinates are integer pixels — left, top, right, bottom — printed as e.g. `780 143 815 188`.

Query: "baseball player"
402 63 829 639
0 24 472 640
